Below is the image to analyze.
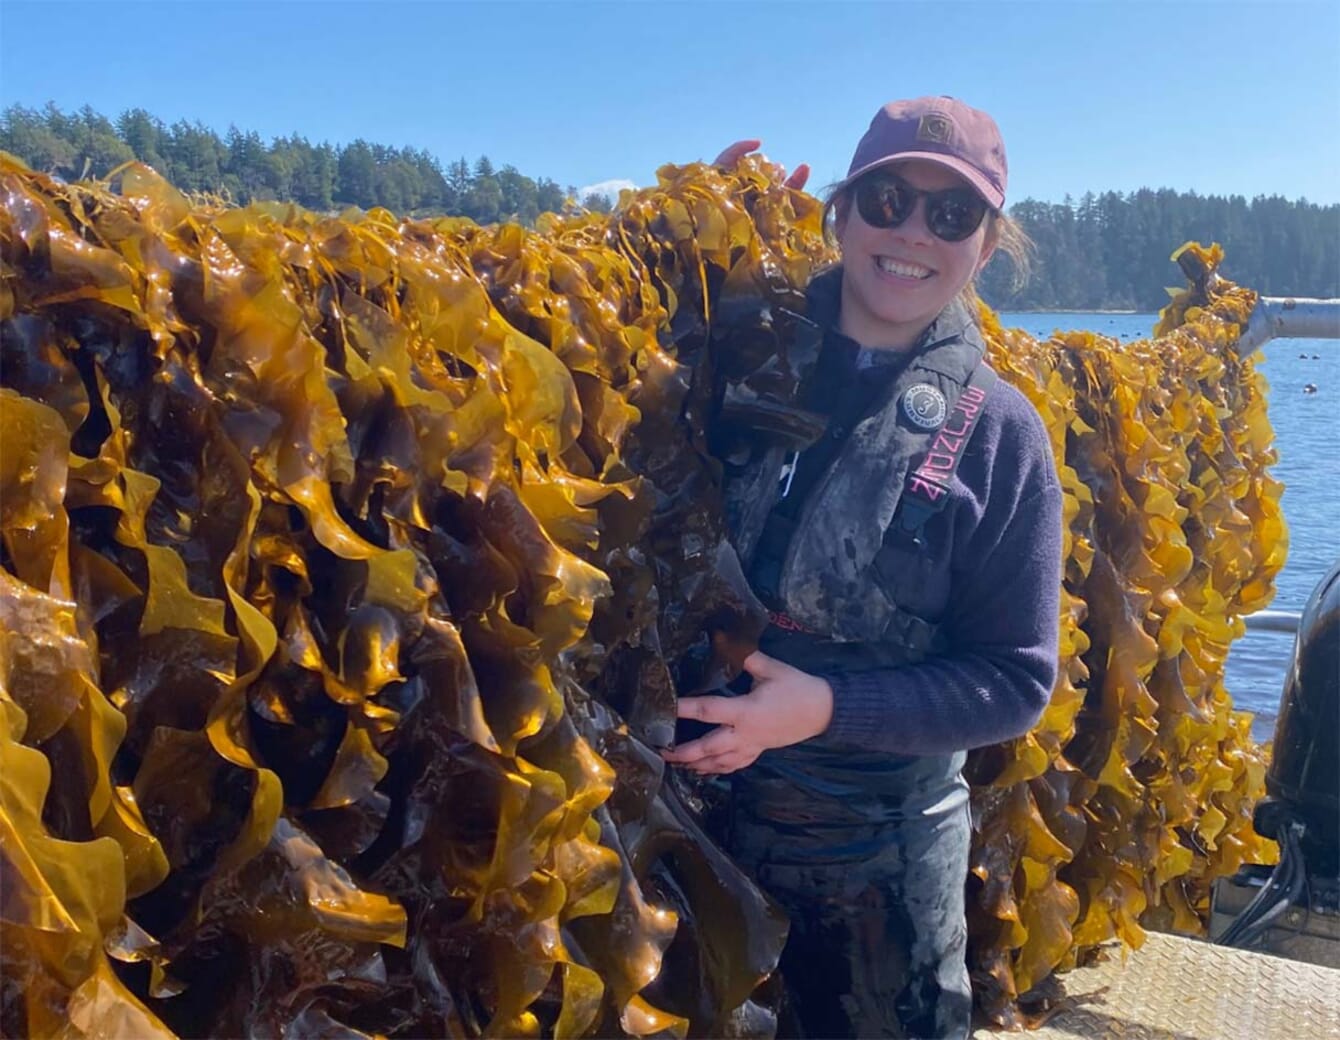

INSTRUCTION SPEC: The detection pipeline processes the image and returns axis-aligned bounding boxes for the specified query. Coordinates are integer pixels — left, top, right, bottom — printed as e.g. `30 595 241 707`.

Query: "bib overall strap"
895 361 999 547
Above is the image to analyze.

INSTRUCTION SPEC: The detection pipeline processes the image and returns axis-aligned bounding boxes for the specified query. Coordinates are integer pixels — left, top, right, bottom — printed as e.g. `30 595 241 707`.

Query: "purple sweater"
817 373 1062 757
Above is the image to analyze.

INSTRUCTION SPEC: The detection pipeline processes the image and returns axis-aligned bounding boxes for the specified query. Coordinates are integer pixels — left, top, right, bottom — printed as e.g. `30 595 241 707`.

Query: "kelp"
0 153 1279 1037
965 241 1280 1025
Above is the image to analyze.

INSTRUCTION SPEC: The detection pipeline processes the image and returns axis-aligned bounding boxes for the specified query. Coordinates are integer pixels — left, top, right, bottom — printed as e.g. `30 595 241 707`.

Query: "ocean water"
999 311 1339 742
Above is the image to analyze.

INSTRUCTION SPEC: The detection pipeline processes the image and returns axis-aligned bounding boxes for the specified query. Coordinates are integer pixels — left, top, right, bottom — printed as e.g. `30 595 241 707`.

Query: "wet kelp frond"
0 155 1279 1035
970 245 1278 1024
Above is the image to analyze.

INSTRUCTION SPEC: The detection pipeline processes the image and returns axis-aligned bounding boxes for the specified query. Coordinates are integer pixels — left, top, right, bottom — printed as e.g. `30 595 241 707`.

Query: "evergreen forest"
5 103 1336 311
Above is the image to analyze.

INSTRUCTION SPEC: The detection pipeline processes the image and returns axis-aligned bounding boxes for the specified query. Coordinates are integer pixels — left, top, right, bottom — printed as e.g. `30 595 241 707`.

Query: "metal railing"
1244 610 1302 634
1235 292 1336 634
1237 297 1340 356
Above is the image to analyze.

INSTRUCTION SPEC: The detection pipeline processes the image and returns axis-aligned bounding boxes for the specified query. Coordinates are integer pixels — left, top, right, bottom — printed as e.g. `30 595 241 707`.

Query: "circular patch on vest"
902 383 947 429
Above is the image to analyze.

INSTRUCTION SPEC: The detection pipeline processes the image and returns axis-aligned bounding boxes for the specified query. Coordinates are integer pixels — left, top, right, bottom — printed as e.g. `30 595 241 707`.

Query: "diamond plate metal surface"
971 932 1340 1040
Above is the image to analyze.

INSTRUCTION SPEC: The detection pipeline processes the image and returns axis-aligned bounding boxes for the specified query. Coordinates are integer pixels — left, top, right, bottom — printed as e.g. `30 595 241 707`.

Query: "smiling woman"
665 97 1057 1040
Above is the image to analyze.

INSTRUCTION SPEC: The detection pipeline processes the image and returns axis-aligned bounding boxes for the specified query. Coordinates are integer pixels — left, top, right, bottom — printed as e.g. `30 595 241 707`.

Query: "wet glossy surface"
1 160 1282 1036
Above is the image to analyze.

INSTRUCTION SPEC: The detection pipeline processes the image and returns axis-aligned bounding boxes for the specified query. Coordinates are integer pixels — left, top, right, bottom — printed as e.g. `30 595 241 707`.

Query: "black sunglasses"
853 170 992 243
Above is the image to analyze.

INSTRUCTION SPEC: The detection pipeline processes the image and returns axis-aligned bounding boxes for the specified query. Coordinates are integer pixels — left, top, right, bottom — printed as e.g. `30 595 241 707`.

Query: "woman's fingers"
676 694 743 725
662 722 738 764
712 139 762 167
742 651 786 680
784 163 811 191
713 143 810 192
685 750 758 775
665 693 768 772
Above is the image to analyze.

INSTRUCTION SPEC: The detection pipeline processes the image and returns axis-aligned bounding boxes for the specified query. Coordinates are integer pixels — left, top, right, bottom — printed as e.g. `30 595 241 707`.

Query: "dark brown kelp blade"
1 151 1278 1038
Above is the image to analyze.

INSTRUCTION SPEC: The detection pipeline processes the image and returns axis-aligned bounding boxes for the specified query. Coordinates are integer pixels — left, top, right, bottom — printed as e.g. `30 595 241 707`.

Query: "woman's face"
835 158 995 350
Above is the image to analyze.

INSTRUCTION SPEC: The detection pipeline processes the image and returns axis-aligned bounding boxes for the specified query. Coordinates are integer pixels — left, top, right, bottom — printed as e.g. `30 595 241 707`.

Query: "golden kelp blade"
970 246 1279 1024
0 150 1278 1036
0 572 174 1040
0 153 797 1038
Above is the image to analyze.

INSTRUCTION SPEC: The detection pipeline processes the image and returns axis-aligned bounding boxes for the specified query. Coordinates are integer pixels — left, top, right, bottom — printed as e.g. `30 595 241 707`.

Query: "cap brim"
839 152 1005 210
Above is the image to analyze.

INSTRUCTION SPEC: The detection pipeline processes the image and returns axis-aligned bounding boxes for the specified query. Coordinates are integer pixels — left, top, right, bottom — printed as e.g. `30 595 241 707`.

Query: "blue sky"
1 0 1337 206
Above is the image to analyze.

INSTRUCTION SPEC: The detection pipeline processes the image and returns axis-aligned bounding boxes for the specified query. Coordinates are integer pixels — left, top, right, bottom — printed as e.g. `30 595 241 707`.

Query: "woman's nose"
891 198 935 245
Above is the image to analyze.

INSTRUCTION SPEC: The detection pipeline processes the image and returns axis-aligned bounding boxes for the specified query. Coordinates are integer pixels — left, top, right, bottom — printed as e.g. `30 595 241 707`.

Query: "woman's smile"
874 255 935 281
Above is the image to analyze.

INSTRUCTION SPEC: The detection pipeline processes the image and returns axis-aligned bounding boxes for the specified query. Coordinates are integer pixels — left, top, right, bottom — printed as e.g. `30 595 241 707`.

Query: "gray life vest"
714 283 996 815
720 288 998 654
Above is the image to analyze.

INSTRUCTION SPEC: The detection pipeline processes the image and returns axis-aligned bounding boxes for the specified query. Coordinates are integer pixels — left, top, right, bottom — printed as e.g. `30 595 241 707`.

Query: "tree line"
4 103 1336 311
0 103 605 226
979 191 1339 311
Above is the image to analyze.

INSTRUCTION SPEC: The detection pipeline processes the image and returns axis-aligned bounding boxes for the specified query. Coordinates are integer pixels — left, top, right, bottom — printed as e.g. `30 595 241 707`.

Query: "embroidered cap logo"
902 383 948 430
916 113 953 145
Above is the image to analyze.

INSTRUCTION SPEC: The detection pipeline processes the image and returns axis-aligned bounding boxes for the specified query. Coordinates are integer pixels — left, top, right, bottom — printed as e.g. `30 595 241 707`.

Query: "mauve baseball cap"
840 97 1008 210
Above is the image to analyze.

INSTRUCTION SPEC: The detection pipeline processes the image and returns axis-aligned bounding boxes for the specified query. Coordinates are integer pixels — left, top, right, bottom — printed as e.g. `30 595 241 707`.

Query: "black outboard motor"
1256 560 1339 876
1210 558 1340 965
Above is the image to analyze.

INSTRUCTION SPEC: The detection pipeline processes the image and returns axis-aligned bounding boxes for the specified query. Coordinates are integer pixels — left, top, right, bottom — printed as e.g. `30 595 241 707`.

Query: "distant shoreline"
1000 308 1148 315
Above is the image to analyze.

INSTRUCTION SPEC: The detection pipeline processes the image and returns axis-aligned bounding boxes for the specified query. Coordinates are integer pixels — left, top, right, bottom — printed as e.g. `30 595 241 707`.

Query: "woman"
663 97 1062 1039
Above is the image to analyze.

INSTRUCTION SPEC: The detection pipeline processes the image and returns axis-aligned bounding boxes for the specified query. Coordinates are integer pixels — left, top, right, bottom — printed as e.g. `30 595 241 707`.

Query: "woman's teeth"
877 257 932 279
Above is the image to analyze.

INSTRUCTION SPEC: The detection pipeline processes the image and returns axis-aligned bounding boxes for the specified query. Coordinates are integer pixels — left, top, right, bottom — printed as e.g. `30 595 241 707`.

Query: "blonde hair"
963 210 1033 312
821 183 1034 315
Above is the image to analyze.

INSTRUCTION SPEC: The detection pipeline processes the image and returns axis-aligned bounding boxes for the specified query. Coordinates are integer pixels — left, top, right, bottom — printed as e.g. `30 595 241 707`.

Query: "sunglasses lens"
926 191 989 242
853 173 990 242
856 176 915 229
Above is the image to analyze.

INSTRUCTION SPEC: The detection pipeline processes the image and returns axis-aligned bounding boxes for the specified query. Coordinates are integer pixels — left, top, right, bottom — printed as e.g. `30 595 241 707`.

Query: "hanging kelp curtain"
0 153 1279 1037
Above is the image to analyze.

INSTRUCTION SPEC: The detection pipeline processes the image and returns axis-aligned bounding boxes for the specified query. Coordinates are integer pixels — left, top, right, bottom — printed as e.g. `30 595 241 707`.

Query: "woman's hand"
662 651 834 775
713 140 811 191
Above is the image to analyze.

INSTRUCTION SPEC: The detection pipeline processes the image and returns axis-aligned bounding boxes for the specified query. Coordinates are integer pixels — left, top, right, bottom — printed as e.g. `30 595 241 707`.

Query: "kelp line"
0 153 1280 1036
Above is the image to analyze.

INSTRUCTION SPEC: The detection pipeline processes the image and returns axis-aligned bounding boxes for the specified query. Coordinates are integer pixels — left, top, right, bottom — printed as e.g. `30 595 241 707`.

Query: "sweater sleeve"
819 448 1063 756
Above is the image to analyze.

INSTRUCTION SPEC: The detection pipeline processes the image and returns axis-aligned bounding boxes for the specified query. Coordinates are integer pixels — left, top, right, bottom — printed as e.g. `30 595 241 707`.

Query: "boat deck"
970 931 1340 1039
